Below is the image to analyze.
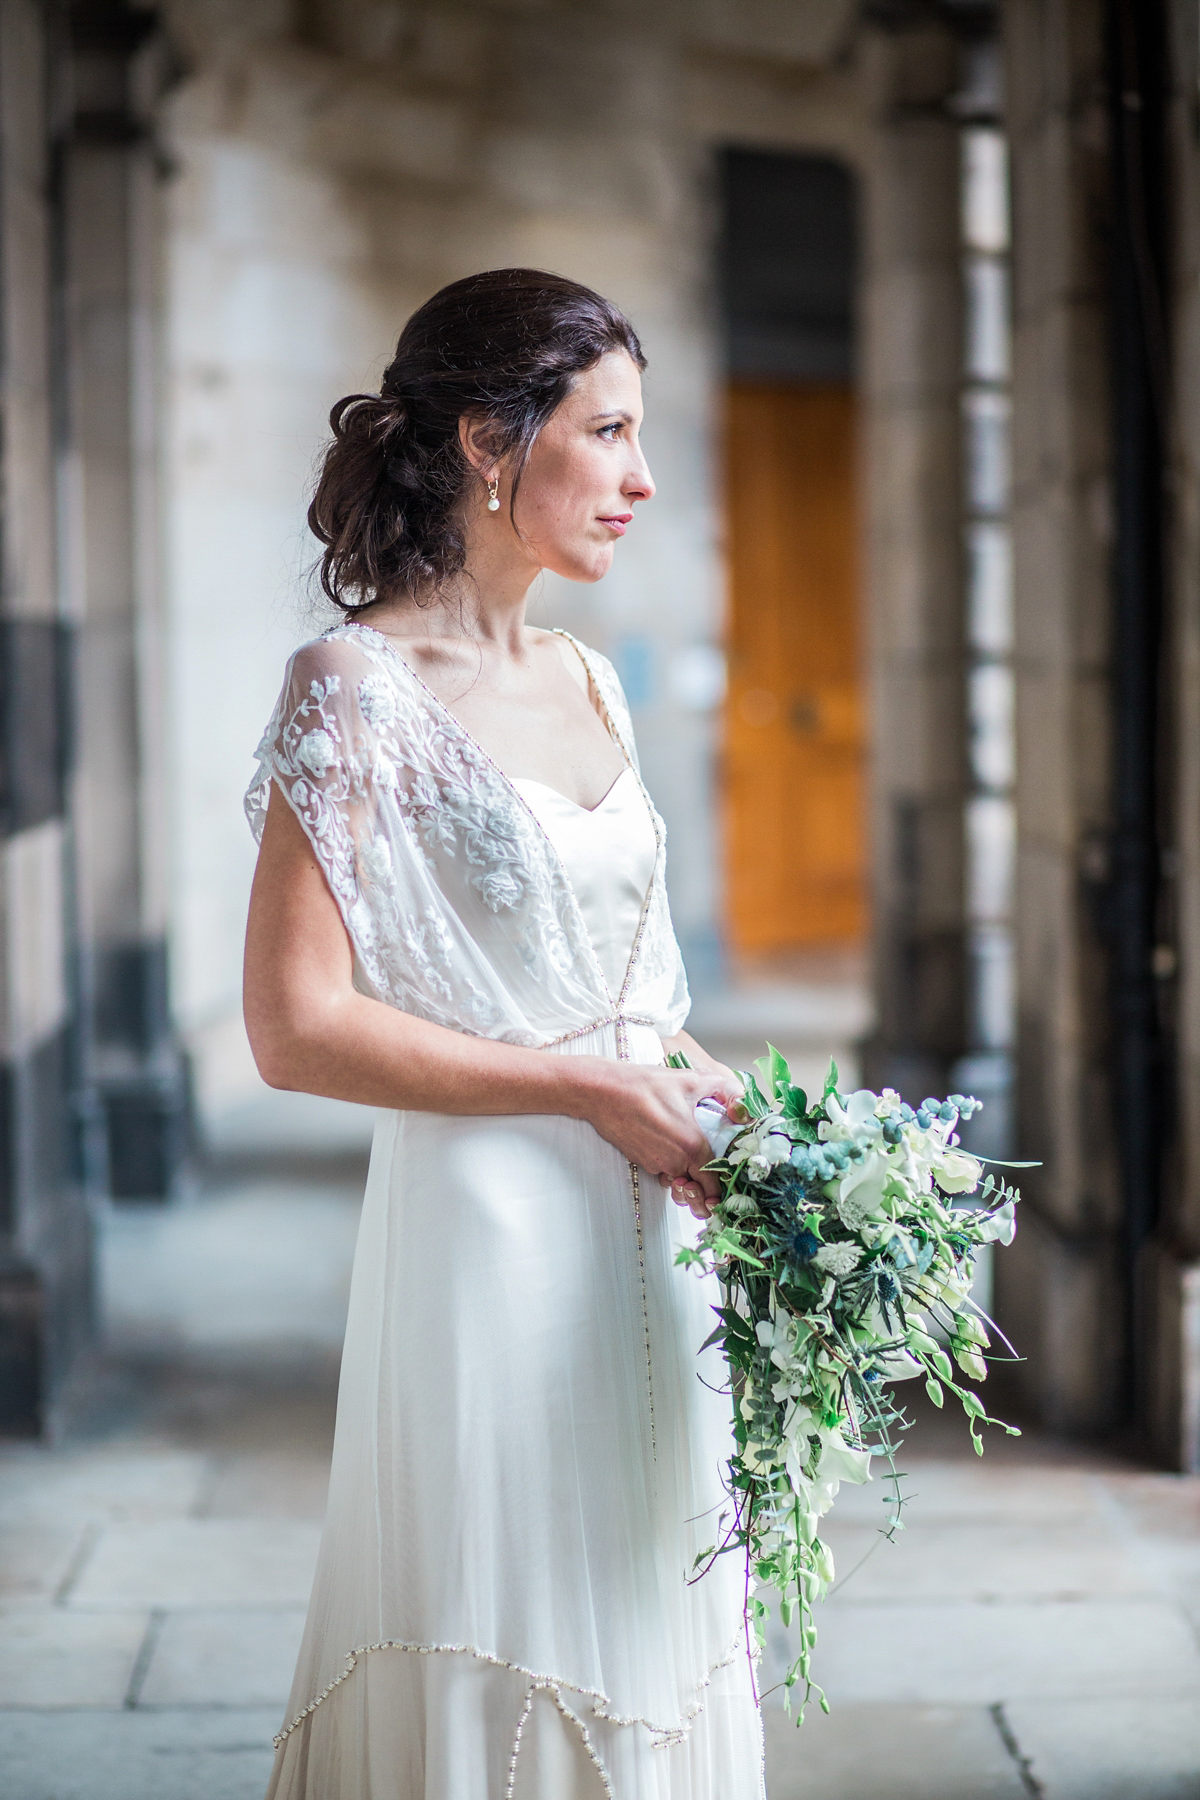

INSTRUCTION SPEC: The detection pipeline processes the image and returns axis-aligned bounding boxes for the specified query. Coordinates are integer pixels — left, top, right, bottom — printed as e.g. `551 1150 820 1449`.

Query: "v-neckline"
339 621 661 1012
511 767 634 816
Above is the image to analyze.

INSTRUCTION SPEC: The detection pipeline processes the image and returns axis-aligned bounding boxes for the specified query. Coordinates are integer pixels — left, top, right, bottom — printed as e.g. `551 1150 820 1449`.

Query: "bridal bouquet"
670 1049 1024 1719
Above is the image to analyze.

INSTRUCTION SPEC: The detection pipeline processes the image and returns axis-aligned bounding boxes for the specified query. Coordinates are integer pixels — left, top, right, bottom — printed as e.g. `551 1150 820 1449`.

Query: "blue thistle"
786 1226 820 1265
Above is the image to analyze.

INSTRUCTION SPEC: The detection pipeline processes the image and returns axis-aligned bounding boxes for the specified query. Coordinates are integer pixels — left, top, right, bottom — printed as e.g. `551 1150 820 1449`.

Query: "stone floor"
3 993 1200 1798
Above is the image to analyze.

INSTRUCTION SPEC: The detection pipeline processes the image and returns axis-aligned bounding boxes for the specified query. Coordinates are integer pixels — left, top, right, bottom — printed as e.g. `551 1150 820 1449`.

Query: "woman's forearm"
250 980 612 1120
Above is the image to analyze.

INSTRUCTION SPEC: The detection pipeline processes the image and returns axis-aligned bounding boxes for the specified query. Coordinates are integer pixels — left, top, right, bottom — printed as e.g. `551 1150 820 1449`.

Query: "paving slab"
1006 1694 1200 1800
819 1514 1153 1603
1099 1472 1200 1539
0 1607 149 1707
763 1701 1029 1800
824 1459 1115 1527
0 1447 207 1526
67 1519 321 1611
0 1705 279 1800
0 1520 91 1602
138 1607 306 1706
771 1597 1200 1705
200 1448 331 1522
101 1185 360 1354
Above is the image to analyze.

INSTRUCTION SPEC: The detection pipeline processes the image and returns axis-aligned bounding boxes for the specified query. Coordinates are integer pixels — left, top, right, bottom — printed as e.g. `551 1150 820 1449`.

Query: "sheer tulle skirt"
264 1023 764 1799
266 1648 764 1799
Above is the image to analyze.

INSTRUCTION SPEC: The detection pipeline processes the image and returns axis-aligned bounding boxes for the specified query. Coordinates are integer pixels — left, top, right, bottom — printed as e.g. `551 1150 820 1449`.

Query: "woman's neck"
363 513 543 653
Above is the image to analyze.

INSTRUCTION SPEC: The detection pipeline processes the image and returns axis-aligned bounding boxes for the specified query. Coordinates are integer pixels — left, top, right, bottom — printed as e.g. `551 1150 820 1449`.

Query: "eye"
596 421 623 441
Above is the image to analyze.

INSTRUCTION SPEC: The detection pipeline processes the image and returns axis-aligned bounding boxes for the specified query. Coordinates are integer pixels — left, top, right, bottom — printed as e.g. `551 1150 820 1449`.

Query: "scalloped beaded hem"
271 1630 748 1758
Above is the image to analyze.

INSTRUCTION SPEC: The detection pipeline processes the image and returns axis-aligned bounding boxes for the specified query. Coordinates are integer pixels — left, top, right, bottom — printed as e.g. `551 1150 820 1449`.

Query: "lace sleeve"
245 635 419 995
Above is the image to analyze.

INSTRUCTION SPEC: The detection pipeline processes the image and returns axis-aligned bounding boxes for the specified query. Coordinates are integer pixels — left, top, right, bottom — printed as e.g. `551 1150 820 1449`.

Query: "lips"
598 513 633 536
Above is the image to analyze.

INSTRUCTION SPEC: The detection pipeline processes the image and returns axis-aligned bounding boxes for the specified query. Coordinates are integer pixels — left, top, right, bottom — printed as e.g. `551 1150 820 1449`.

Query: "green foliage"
678 1045 1024 1725
738 1070 772 1118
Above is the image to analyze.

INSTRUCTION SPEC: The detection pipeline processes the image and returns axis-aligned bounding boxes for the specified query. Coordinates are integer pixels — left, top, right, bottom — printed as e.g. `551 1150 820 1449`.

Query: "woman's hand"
575 1053 742 1220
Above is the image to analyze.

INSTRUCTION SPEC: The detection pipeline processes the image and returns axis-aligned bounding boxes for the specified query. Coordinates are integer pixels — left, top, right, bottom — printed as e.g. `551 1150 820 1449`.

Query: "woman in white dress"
243 269 766 1799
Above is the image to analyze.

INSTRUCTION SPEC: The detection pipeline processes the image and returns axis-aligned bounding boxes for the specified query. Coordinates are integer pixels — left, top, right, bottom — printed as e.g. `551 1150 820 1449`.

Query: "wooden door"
722 383 867 952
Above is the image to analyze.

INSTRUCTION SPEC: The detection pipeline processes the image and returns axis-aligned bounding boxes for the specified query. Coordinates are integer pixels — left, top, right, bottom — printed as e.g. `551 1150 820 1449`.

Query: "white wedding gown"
246 623 765 1799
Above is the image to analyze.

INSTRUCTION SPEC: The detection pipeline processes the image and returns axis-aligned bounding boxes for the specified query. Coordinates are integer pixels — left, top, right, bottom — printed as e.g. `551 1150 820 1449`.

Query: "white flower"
834 1149 890 1228
296 728 337 779
744 1153 771 1184
475 867 524 911
695 1097 741 1159
974 1197 1017 1244
359 834 394 886
732 1120 792 1168
722 1190 759 1218
357 674 397 729
759 1128 793 1166
823 1089 883 1140
813 1242 863 1278
782 1419 873 1518
936 1149 983 1194
954 1341 988 1381
957 1313 990 1348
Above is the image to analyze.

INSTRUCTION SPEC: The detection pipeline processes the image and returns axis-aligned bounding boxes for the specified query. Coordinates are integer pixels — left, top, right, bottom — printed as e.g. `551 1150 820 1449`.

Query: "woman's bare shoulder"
532 625 591 693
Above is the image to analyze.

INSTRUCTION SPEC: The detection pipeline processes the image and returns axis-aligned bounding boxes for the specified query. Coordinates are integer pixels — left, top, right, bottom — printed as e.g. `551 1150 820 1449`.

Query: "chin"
552 546 615 584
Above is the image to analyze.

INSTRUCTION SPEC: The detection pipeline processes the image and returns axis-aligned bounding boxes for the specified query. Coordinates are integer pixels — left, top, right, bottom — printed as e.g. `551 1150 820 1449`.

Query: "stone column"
999 0 1121 1433
61 3 187 1200
0 0 88 1433
1151 0 1200 1469
859 19 969 1100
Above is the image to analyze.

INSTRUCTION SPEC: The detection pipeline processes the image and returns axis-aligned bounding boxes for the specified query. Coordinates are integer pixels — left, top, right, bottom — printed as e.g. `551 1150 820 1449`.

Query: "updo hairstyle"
308 268 646 611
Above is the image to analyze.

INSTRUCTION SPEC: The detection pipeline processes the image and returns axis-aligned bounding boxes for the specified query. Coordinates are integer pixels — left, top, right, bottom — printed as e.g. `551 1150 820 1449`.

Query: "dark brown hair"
308 268 646 611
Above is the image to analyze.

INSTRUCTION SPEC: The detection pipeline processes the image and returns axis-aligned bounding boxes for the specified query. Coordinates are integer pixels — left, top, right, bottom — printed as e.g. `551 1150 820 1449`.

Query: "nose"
624 447 655 504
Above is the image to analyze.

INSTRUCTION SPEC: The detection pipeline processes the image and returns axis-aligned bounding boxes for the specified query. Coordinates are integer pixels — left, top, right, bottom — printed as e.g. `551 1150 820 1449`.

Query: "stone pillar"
860 18 969 1100
999 0 1121 1433
1151 0 1200 1469
61 3 187 1200
0 0 88 1433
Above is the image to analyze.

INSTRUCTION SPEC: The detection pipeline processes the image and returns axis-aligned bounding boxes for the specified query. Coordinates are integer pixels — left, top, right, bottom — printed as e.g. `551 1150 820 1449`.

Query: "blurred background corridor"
1 0 1199 1794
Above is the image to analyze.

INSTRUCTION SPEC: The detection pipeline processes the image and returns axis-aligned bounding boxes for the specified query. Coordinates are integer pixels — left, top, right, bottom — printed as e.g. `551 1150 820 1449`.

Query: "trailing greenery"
670 1048 1026 1720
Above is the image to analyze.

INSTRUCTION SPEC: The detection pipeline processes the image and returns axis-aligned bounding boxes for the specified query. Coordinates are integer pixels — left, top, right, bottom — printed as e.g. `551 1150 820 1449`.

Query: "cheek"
518 473 613 581
521 448 604 540
528 442 604 525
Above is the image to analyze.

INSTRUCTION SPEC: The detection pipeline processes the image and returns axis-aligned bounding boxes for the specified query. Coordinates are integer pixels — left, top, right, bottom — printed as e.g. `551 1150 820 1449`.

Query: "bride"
243 268 766 1799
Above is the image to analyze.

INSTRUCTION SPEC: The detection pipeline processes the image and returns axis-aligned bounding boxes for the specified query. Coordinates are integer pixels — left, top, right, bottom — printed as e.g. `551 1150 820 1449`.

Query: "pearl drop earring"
486 476 500 512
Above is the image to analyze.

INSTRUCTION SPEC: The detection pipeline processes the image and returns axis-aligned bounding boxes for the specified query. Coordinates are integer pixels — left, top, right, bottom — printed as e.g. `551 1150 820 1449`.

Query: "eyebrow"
585 410 635 425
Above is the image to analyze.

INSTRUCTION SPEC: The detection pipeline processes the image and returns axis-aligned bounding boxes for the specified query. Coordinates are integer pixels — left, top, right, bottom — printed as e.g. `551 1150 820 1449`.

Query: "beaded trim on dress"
272 1628 749 1775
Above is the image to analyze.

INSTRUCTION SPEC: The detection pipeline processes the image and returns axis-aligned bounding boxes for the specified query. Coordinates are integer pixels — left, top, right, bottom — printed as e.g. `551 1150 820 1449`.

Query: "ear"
458 413 500 480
